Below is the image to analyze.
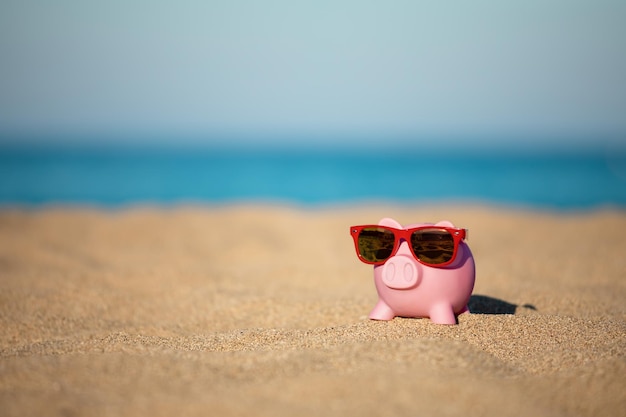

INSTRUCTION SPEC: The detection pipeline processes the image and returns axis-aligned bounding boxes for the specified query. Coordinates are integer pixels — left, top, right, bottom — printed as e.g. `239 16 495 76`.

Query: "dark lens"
357 227 395 263
410 228 454 265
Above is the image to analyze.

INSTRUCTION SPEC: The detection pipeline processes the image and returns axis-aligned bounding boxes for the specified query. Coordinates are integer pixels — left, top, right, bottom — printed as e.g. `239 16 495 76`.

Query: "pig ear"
435 220 455 228
378 218 403 228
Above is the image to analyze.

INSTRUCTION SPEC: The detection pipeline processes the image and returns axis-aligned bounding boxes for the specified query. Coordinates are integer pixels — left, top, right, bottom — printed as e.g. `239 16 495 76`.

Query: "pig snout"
381 255 419 289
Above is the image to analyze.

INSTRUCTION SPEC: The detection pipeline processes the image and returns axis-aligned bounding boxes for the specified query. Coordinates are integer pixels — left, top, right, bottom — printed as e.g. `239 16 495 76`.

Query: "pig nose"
381 245 420 289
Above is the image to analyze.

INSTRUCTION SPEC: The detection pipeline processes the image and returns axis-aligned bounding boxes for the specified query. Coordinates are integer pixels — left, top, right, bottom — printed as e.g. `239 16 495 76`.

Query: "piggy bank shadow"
468 294 537 315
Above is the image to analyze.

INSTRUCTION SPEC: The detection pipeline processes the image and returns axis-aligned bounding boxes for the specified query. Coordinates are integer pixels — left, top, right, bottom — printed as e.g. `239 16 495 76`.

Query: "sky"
1 1 625 150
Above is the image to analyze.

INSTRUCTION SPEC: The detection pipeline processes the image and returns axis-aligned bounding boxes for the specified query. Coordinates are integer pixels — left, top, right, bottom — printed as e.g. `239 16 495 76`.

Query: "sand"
0 204 624 416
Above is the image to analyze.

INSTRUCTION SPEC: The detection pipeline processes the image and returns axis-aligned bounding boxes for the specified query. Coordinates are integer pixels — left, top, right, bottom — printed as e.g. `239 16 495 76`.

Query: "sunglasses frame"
350 224 467 267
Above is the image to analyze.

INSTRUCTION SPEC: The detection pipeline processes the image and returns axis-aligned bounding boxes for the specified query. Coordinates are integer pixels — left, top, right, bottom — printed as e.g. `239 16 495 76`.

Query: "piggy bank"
350 218 475 324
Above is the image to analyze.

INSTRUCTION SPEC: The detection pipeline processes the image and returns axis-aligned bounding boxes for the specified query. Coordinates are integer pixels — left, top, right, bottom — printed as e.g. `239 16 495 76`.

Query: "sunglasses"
350 225 467 267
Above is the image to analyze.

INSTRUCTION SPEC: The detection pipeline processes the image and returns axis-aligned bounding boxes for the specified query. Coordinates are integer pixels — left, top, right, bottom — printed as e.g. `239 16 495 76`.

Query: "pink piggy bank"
350 218 475 325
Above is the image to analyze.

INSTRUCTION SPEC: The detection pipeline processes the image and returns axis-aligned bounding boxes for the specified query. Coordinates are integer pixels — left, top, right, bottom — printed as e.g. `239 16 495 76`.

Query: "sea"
1 143 625 210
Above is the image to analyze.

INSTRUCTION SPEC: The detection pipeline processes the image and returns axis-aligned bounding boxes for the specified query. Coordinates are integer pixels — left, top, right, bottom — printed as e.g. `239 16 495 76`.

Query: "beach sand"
1 204 624 416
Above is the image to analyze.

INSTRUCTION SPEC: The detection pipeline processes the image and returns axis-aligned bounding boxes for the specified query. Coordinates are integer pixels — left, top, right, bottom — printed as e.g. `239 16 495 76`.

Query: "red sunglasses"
350 225 467 267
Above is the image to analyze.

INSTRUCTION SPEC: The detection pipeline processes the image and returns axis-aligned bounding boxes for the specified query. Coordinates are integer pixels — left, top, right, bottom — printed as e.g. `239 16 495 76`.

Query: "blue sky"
1 1 625 150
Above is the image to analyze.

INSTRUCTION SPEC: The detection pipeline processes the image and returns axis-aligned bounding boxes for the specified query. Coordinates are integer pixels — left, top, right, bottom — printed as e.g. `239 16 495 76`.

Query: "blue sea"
1 144 625 210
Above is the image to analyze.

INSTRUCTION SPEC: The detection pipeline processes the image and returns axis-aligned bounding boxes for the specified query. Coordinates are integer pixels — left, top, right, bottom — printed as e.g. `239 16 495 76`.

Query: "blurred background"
1 1 625 208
